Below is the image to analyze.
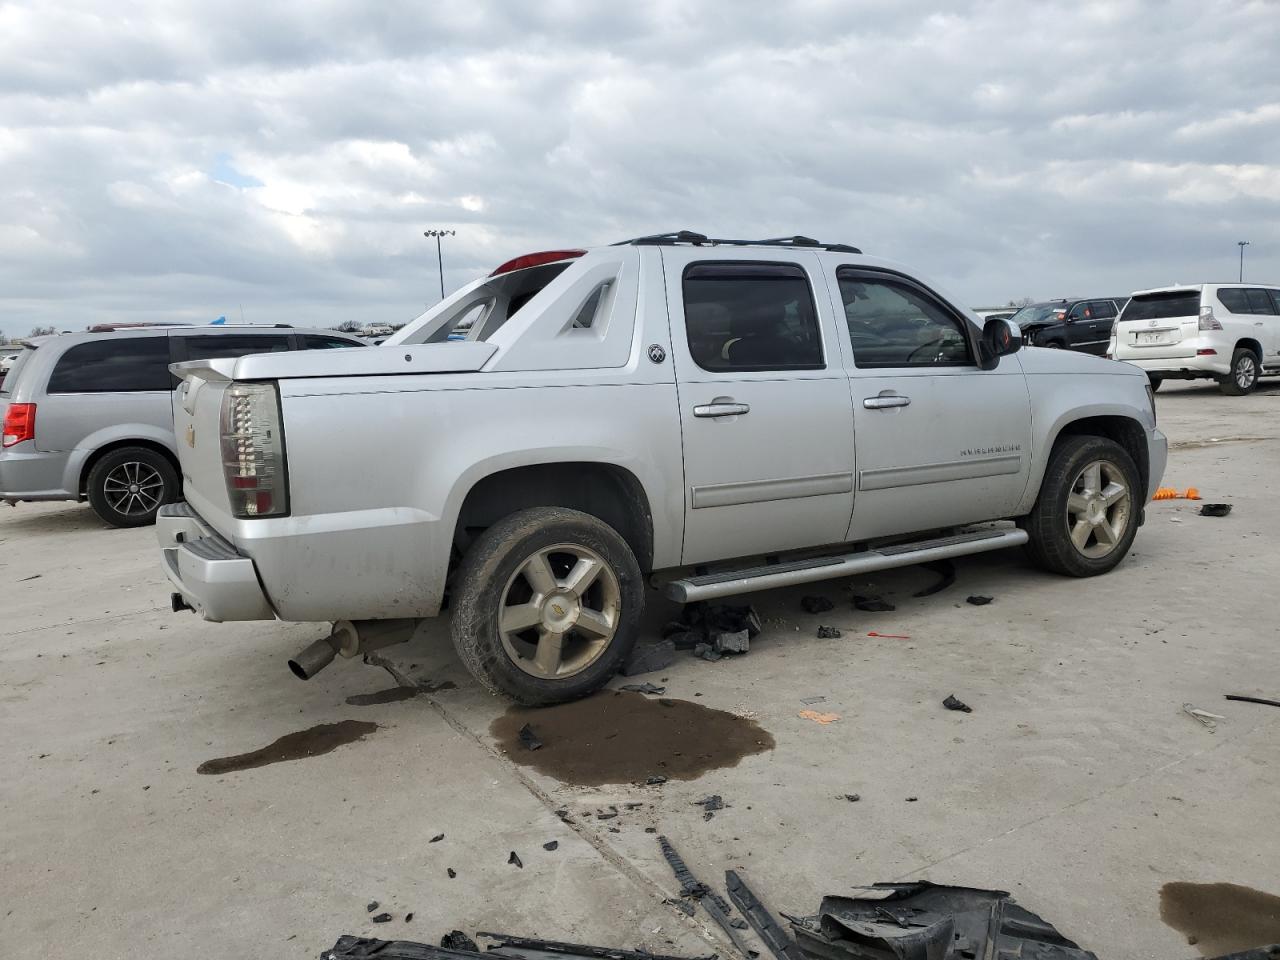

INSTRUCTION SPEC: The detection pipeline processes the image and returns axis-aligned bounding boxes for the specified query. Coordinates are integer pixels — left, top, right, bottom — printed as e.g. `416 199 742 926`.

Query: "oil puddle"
1159 881 1280 954
490 690 774 786
197 720 379 775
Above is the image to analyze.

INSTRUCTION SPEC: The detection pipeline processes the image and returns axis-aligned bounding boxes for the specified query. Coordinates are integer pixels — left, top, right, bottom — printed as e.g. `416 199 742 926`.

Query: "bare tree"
28 325 57 337
333 320 363 333
1006 297 1034 308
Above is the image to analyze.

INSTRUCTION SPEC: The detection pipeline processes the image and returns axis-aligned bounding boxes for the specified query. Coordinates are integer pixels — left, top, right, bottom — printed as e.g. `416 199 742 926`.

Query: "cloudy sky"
1 0 1277 340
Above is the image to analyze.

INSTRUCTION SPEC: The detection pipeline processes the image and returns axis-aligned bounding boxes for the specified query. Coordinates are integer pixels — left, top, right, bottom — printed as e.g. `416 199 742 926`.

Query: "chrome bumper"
157 502 275 622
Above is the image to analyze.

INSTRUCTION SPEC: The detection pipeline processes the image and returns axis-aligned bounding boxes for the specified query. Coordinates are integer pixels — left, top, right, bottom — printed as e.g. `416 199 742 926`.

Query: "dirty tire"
1024 435 1141 577
1218 348 1259 396
450 507 643 705
86 446 179 528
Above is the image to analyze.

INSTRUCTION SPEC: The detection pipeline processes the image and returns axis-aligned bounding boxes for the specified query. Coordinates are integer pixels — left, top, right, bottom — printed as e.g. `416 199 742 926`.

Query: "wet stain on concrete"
1159 881 1280 954
346 686 421 706
196 720 379 775
490 690 774 786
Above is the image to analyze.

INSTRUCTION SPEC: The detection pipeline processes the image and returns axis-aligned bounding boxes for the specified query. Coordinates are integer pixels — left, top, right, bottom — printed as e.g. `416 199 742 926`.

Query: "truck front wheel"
450 507 643 705
1024 435 1141 577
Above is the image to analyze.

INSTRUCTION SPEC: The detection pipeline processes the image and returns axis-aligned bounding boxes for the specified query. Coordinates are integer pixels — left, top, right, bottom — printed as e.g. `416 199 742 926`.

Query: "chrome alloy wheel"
498 543 621 679
1235 353 1258 390
102 461 165 517
1065 459 1131 559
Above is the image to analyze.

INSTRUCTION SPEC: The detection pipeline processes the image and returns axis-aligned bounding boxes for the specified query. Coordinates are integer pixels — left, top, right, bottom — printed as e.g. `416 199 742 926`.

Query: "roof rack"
619 230 862 255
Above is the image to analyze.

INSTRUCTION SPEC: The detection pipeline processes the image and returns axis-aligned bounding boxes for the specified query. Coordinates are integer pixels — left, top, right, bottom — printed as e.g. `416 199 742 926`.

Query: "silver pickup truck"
158 232 1167 704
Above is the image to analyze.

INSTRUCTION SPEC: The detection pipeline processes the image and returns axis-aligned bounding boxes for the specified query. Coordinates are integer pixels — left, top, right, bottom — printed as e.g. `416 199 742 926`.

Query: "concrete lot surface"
2 380 1279 959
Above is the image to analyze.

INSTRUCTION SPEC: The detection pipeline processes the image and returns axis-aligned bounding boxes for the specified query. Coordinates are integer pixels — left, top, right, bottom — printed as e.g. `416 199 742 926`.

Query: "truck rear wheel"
1024 435 1140 577
450 506 643 705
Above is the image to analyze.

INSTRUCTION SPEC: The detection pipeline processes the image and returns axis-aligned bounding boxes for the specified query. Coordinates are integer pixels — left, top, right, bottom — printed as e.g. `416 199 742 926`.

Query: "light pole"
1238 240 1250 282
424 229 456 300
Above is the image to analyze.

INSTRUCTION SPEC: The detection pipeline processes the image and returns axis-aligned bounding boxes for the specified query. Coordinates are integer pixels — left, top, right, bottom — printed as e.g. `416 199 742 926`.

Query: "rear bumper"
0 445 75 501
1115 353 1230 377
157 502 275 622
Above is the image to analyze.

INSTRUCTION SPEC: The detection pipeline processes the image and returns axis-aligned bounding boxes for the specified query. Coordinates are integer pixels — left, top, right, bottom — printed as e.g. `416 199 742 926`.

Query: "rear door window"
1245 289 1277 315
47 337 173 393
1122 292 1201 322
1217 288 1250 314
682 262 824 372
178 334 292 360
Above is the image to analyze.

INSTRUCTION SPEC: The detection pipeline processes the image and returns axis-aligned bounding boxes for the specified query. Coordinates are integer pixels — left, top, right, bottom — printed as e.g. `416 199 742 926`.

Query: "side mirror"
978 317 1021 370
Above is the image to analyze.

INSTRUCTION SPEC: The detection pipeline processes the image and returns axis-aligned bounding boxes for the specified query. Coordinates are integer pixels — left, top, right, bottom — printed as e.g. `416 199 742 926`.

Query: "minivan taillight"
1199 305 1222 330
2 403 35 447
219 383 288 518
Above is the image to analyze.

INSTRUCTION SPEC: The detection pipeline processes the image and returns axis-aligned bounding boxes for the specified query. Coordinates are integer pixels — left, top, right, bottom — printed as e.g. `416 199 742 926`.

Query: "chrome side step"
662 528 1028 603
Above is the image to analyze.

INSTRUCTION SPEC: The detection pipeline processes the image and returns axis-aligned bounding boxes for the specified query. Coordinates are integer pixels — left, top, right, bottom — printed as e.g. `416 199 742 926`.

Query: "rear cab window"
47 337 173 393
1120 291 1201 322
681 262 824 372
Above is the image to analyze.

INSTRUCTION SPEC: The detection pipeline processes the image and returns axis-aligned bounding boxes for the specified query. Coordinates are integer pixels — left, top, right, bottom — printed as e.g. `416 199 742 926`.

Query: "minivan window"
1121 292 1200 322
682 262 824 372
180 334 291 360
0 347 35 396
47 337 172 393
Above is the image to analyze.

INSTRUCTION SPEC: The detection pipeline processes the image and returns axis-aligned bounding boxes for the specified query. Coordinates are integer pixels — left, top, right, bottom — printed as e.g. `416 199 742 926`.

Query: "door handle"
863 394 911 409
693 398 750 418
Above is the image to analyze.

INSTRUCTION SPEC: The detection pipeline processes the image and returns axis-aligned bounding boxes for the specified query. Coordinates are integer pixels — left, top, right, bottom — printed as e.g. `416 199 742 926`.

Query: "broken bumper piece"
322 934 713 960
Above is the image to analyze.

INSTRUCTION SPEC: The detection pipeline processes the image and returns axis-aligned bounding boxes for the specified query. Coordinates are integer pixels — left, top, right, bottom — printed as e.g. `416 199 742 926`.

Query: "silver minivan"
1 325 364 526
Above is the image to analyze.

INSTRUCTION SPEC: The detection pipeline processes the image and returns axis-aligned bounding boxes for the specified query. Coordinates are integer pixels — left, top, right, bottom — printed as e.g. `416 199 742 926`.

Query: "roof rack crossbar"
618 231 861 255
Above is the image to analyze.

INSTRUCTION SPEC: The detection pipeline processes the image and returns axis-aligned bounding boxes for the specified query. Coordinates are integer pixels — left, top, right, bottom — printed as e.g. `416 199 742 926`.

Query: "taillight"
219 383 288 518
2 403 35 447
1198 305 1222 330
490 250 586 276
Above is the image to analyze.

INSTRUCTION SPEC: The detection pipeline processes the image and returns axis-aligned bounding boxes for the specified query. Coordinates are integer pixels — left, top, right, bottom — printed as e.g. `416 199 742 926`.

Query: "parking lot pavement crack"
898 715 1280 881
0 604 165 640
369 653 728 954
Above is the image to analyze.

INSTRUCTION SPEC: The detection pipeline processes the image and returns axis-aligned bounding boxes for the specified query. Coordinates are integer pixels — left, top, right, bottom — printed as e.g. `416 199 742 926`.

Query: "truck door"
831 266 1033 541
664 250 856 565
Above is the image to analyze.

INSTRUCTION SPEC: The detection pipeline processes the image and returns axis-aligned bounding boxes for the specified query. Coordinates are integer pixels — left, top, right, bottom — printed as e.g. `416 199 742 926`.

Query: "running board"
662 528 1029 603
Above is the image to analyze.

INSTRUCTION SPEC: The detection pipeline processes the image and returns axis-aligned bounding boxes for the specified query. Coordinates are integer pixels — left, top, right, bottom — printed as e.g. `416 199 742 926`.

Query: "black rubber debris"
693 795 726 813
1200 503 1232 517
841 793 861 802
906 796 919 802
966 595 994 606
404 913 413 923
644 826 657 833
645 775 668 785
446 867 456 879
801 595 835 614
943 694 973 713
440 930 478 952
657 835 709 898
816 625 841 639
665 897 697 917
692 643 723 662
619 682 666 695
1225 694 1280 709
726 869 805 960
543 840 559 851
622 638 676 676
479 932 717 960
371 913 393 923
508 851 523 869
853 595 895 612
731 918 749 929
366 902 379 913
912 559 956 598
429 833 444 843
595 811 617 820
517 723 543 751
713 630 750 654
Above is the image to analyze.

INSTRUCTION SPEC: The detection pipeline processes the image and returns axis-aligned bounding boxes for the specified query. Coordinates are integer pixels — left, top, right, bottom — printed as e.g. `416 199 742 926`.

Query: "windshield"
0 346 35 396
1009 304 1062 328
1120 291 1200 322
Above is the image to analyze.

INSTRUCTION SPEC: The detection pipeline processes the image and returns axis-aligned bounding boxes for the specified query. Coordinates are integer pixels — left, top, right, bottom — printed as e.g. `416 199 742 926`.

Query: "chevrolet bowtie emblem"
185 424 195 447
551 604 565 616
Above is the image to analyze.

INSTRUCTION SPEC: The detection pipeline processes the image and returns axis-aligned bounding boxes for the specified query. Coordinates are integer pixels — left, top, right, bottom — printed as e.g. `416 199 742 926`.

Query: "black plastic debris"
481 932 717 960
965 595 993 606
620 682 666 695
1200 503 1232 517
595 811 618 820
713 630 750 654
622 638 676 677
816 626 841 639
790 881 1099 960
367 902 379 913
665 897 697 916
841 794 860 802
942 694 972 713
371 913 393 923
905 796 918 802
912 559 956 598
730 918 748 929
668 631 703 650
429 833 445 843
852 595 895 612
446 867 456 879
645 775 668 785
404 913 414 923
726 870 804 960
801 595 835 614
656 836 755 957
1225 694 1280 709
657 835 709 898
440 931 478 952
692 643 723 662
518 724 543 751
693 795 727 819
508 851 523 869
542 840 559 851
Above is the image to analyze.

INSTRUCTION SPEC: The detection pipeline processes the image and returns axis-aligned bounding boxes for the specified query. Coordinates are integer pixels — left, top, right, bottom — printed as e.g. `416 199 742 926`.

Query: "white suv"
1110 283 1280 394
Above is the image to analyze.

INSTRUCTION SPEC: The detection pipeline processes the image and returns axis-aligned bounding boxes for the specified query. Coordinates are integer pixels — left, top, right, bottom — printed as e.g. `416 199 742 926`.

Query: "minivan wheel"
86 446 179 528
1024 435 1141 577
1219 348 1259 396
450 506 643 705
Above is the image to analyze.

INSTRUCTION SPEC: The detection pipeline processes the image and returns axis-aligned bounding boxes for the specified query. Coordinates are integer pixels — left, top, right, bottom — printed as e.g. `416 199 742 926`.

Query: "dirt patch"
346 686 421 706
196 720 379 775
1159 881 1280 954
1170 435 1275 450
490 690 774 786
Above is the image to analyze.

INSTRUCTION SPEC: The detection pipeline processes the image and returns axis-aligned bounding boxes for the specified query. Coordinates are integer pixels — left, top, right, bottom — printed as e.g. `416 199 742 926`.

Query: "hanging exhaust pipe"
288 619 418 680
